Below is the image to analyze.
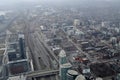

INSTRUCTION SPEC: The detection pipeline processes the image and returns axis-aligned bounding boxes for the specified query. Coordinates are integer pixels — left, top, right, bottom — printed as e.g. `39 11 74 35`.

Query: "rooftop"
7 75 26 80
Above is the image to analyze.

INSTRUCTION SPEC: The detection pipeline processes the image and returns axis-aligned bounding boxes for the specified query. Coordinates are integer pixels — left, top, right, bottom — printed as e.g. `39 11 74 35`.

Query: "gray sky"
0 0 115 3
0 0 39 5
0 0 119 6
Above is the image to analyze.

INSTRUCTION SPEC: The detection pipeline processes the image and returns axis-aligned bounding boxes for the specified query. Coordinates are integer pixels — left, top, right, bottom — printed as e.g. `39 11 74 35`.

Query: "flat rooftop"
7 75 26 80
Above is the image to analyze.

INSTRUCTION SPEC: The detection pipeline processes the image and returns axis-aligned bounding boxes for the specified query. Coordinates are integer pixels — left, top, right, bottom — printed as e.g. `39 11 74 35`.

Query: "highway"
24 15 59 70
32 33 51 69
37 30 59 63
26 31 59 80
27 31 58 70
25 26 59 80
22 12 59 80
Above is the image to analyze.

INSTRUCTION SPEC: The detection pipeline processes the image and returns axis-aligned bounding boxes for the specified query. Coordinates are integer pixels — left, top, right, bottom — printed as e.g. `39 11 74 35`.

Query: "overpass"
26 70 59 78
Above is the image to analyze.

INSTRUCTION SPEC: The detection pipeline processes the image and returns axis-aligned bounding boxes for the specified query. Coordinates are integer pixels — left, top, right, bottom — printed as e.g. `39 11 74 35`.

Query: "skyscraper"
59 50 67 65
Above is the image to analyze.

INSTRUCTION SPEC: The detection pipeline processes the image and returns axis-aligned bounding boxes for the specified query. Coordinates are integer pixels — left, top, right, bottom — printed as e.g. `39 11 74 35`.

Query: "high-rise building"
7 34 31 76
59 50 67 65
19 35 26 59
60 63 72 80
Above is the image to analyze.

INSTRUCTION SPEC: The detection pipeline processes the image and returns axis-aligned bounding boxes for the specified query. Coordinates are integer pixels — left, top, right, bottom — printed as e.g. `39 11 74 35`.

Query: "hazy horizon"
0 0 120 10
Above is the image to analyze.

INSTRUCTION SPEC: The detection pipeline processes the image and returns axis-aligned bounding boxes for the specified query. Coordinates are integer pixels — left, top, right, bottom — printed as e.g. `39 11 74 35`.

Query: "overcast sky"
0 0 39 5
0 0 116 3
0 0 119 6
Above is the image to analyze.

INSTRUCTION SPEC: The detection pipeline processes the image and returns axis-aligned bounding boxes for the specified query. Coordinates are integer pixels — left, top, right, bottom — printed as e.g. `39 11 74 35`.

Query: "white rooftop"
96 77 103 80
75 75 85 80
18 34 24 39
68 70 78 75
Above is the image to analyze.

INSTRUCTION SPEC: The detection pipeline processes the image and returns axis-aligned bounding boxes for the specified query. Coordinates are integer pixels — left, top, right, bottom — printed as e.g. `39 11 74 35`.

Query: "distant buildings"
24 5 120 80
74 19 80 27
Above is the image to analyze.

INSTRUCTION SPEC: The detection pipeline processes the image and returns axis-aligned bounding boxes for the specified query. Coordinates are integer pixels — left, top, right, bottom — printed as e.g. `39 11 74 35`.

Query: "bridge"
26 70 59 79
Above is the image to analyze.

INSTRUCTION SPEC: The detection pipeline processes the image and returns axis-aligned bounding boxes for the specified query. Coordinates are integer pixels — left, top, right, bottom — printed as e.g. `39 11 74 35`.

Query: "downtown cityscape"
0 0 120 80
